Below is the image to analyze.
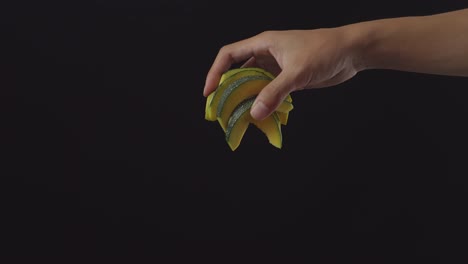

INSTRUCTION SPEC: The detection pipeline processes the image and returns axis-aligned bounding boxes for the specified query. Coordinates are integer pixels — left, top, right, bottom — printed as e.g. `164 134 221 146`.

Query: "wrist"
339 20 380 72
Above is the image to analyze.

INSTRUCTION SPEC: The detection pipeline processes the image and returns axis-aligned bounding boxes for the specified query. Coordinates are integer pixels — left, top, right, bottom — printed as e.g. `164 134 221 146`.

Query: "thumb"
250 72 294 121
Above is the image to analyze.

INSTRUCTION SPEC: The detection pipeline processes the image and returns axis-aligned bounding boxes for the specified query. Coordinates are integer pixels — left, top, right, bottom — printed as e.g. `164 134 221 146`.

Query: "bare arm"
353 8 468 76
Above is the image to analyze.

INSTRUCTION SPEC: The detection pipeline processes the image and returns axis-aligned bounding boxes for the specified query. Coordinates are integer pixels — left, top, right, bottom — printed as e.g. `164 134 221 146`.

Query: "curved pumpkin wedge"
276 93 293 124
276 100 294 113
216 75 272 131
225 98 254 151
205 67 292 121
204 67 294 150
205 69 274 121
276 99 293 125
225 97 282 151
205 69 241 120
251 112 282 149
205 92 216 120
216 76 295 131
277 112 289 125
221 67 276 81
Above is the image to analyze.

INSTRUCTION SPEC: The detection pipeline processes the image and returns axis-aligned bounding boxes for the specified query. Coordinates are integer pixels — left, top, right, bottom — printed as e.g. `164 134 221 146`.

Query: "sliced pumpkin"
220 67 276 81
225 98 253 151
275 93 292 125
276 99 293 125
205 67 294 150
205 67 293 121
225 97 282 151
205 69 248 120
205 69 274 121
216 76 296 131
216 75 272 131
276 112 289 125
251 112 282 149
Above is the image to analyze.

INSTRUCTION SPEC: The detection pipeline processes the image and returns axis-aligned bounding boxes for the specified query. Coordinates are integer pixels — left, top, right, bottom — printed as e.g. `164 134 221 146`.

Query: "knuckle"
218 45 229 54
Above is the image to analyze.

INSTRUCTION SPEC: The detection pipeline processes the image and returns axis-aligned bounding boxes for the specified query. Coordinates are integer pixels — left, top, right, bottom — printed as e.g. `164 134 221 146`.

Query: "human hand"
203 28 364 121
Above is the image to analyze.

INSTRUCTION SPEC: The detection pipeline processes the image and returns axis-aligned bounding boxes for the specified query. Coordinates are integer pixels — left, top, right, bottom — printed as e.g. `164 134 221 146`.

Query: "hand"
204 9 468 121
203 28 363 121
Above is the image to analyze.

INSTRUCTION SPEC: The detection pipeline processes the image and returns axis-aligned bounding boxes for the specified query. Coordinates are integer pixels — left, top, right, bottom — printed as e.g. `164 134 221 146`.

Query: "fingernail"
250 101 268 120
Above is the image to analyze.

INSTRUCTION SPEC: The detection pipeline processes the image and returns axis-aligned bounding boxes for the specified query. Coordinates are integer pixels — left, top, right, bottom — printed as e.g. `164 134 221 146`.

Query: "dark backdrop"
1 0 468 261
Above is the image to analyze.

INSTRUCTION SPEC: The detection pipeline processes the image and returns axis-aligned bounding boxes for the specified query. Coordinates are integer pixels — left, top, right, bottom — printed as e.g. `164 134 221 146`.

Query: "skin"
203 8 468 121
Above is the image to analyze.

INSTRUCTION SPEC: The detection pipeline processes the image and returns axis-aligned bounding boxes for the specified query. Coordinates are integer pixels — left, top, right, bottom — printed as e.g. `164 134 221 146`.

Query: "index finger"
203 36 259 97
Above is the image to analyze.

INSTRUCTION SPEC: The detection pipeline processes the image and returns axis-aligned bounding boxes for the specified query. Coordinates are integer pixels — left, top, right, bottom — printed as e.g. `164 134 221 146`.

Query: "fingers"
250 72 295 121
203 37 259 97
242 56 282 77
241 57 257 68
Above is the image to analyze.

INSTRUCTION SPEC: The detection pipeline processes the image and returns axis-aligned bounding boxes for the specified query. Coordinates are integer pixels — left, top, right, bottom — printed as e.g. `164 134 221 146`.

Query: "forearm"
347 8 468 76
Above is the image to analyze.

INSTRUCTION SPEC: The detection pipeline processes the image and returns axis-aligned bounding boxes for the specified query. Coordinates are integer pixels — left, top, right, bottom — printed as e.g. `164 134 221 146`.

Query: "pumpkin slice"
216 76 295 131
225 99 253 151
204 69 249 120
276 93 293 125
251 112 282 149
216 75 272 131
205 93 216 120
205 68 275 121
205 67 293 121
225 97 282 151
221 67 276 81
277 112 289 125
276 99 294 126
205 67 294 150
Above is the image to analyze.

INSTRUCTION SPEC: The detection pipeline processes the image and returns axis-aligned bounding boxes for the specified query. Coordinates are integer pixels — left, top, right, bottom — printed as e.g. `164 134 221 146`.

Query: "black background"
1 0 468 261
